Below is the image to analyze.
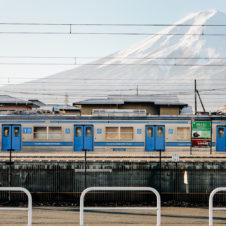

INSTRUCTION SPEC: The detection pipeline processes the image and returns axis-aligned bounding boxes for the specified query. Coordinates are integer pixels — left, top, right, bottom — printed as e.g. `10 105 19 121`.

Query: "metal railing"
80 186 161 226
209 187 226 226
0 187 32 226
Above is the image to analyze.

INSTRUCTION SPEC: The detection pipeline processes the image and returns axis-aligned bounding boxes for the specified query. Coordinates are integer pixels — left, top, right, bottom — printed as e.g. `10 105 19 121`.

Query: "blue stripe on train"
50 121 189 124
94 142 144 146
166 142 191 146
22 142 73 146
0 121 45 123
21 141 216 147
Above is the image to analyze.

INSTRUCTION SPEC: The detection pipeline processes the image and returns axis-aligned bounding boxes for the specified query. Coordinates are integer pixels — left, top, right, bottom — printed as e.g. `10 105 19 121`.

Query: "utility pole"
136 85 139 96
64 93 69 106
194 79 197 115
194 79 206 114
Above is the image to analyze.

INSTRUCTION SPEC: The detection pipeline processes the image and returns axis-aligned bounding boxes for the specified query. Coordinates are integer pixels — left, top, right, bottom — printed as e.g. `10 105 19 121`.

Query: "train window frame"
33 127 47 140
218 128 224 138
105 126 133 140
105 127 119 140
14 127 20 137
176 127 190 140
48 127 63 140
33 126 63 140
120 127 133 140
147 127 153 138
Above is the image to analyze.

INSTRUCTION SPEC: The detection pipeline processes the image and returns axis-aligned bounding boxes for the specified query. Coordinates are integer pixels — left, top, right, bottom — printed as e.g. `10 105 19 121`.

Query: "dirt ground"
0 206 226 225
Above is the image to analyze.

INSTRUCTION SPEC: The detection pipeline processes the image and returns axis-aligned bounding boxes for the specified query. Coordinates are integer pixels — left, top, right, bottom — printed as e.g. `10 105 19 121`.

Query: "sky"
0 0 226 85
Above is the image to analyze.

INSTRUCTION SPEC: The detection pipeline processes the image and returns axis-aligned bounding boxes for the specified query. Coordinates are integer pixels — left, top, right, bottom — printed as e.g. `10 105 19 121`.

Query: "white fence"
0 187 32 226
80 186 161 226
209 187 226 226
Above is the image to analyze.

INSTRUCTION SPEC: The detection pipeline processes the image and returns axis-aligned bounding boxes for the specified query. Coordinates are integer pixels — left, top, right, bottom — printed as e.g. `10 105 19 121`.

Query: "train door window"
120 127 133 140
4 127 9 137
76 127 82 137
219 128 224 138
105 127 118 139
49 127 62 139
34 127 47 139
147 127 153 137
157 127 163 137
86 127 92 137
14 127 20 137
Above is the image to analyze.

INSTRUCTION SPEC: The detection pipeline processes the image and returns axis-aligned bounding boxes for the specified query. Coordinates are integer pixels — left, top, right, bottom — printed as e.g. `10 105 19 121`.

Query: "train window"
176 127 190 140
49 127 62 139
34 127 47 139
4 127 9 137
120 127 133 140
76 127 82 137
157 127 163 137
147 127 153 137
86 127 92 137
14 127 20 137
105 127 119 139
219 128 224 138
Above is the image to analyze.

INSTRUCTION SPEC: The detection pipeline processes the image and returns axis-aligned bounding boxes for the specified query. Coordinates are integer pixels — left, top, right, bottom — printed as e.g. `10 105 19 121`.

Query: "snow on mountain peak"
102 9 226 66
2 10 226 111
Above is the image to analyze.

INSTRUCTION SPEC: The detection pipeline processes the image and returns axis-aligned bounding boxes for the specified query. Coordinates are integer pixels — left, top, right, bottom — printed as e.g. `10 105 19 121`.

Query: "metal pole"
210 119 212 155
84 149 87 188
194 79 197 114
80 187 161 226
0 187 32 226
190 119 193 155
159 149 162 194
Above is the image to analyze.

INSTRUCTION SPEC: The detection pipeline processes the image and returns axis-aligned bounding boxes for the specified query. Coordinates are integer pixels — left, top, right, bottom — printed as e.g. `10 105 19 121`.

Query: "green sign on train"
192 121 211 139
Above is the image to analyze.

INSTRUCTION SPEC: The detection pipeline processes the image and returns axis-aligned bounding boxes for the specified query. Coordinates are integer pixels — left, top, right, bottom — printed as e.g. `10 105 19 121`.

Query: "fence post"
80 186 161 226
0 187 32 226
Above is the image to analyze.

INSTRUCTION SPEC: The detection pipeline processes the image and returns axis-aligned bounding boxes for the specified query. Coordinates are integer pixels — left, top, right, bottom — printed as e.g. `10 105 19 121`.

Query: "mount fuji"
2 9 226 111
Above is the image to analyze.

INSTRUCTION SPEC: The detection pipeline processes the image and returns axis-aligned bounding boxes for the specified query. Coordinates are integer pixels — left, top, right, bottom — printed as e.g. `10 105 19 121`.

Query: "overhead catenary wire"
1 31 226 36
1 22 226 27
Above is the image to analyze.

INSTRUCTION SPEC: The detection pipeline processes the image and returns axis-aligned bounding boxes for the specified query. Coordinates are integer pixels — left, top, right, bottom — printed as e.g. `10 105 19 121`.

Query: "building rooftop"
0 95 37 106
73 95 187 107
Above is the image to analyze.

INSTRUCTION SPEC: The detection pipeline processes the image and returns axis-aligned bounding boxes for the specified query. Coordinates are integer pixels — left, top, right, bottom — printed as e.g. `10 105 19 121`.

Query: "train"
0 113 226 154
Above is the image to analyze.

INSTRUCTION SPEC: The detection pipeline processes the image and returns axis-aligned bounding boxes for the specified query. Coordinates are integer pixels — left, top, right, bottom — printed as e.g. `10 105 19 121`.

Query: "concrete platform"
0 206 226 225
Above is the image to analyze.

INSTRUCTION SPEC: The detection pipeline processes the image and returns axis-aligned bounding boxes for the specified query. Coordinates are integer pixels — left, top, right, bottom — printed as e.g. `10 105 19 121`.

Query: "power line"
1 77 226 81
1 22 226 27
1 56 226 60
1 62 226 66
0 31 226 36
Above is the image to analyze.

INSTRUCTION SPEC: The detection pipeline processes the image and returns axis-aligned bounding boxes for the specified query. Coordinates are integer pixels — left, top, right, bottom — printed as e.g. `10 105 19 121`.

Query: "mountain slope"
2 9 226 111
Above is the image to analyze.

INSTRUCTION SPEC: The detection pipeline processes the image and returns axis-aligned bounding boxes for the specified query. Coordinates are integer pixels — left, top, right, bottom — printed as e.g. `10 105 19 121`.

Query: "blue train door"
2 125 21 152
155 126 165 151
216 126 226 152
145 125 165 151
145 126 155 151
74 125 93 152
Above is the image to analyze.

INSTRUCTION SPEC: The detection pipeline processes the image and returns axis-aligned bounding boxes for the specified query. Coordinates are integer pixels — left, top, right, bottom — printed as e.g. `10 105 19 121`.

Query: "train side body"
0 115 226 154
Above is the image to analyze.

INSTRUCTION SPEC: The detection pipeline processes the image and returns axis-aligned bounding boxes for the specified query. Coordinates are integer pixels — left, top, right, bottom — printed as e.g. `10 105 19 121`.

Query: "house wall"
119 103 158 115
160 106 180 115
0 105 33 111
81 105 118 115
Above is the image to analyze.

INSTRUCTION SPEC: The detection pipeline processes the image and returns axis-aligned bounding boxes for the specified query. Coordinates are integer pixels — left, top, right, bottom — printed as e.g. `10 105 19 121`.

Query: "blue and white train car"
0 115 226 153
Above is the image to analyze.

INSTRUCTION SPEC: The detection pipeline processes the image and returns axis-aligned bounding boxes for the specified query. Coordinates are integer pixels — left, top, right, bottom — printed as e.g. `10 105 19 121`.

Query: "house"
0 95 39 113
73 95 188 115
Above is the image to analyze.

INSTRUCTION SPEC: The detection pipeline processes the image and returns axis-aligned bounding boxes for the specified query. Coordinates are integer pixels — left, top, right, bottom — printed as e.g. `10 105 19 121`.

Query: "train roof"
0 114 226 121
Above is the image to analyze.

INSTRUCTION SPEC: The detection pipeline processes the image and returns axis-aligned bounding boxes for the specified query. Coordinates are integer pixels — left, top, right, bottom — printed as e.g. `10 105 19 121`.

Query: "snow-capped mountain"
2 9 226 111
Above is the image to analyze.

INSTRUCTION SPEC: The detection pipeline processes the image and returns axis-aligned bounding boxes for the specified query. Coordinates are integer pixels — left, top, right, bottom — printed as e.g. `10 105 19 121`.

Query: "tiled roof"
73 95 187 107
0 95 34 105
